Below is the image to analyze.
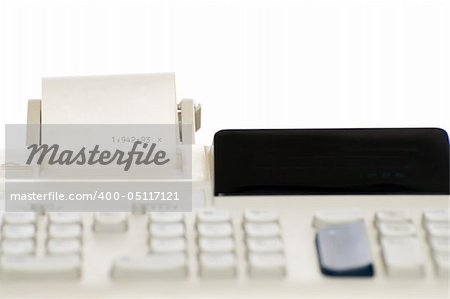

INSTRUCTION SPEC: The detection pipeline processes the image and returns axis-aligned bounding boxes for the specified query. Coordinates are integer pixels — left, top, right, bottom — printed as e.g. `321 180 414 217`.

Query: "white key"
378 223 417 238
149 238 186 253
149 212 184 223
248 253 286 277
245 223 280 238
2 225 36 239
376 210 411 223
433 252 449 277
313 210 364 229
47 239 82 255
0 255 81 279
426 223 450 238
199 238 235 253
197 223 233 238
48 212 81 224
111 254 187 279
48 224 82 239
381 237 424 277
423 209 450 223
93 212 128 233
199 253 237 278
1 239 35 256
429 238 450 254
244 209 279 223
149 223 185 238
197 209 231 223
3 213 37 225
247 238 284 253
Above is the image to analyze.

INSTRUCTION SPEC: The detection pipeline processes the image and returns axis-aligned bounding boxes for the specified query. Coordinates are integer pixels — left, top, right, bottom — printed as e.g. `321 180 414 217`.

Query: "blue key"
315 221 374 277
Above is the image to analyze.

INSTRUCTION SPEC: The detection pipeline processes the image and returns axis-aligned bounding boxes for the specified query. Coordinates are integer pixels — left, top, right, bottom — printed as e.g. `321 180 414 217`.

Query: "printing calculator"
0 74 449 299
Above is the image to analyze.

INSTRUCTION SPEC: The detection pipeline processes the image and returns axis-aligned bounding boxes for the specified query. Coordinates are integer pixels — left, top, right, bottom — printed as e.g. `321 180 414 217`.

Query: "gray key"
316 221 374 277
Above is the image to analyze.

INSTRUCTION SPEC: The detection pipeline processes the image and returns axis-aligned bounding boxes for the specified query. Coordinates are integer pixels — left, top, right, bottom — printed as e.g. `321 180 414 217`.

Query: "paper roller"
26 73 201 146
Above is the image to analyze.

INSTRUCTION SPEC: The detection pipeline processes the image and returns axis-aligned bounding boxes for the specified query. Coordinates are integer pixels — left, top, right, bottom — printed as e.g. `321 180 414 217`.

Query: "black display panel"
213 128 449 195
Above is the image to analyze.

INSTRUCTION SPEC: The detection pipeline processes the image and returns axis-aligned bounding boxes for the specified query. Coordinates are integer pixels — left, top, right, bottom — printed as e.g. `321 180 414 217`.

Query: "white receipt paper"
40 73 179 151
42 73 177 125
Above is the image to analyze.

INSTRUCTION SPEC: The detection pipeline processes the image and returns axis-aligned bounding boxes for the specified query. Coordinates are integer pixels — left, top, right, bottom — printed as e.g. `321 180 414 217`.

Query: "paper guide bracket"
26 99 201 146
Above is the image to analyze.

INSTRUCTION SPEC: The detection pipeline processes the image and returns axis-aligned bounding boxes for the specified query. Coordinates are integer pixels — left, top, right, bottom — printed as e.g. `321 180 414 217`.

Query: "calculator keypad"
423 209 450 277
244 209 285 278
0 208 448 280
148 212 187 257
0 212 82 279
196 209 237 278
312 208 449 279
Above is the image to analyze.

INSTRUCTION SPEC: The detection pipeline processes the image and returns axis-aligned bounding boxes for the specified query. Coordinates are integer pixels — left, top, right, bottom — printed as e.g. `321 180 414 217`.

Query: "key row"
1 208 447 225
314 208 449 278
1 238 82 257
195 215 237 278
0 209 280 227
375 214 425 278
2 208 446 233
242 213 285 277
0 214 84 258
1 223 84 240
312 208 450 229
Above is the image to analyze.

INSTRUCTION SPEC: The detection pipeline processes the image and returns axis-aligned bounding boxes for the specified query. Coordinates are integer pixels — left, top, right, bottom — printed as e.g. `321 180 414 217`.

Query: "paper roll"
42 73 177 125
40 73 179 148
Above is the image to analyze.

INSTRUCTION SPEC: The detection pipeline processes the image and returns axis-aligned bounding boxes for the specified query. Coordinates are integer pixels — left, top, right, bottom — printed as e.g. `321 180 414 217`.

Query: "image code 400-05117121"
8 191 181 201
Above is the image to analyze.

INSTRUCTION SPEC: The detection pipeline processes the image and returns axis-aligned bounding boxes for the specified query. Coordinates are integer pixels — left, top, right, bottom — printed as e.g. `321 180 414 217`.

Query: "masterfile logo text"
4 124 193 213
26 141 170 171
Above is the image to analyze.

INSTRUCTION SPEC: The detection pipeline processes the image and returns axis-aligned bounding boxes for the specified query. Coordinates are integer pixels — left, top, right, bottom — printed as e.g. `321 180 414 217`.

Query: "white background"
1 0 449 146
